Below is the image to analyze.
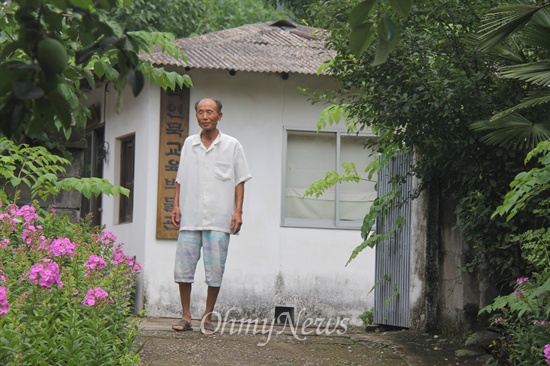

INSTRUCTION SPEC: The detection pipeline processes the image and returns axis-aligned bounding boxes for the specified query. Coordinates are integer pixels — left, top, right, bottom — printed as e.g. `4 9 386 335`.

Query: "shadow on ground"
137 318 492 366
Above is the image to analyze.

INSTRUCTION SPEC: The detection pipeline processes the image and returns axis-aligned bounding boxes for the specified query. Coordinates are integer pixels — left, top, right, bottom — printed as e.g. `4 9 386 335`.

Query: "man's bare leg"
173 282 192 330
201 286 220 334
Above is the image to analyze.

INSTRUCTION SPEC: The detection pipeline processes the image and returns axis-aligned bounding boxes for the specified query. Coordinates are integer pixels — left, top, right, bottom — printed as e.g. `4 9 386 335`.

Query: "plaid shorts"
174 230 230 287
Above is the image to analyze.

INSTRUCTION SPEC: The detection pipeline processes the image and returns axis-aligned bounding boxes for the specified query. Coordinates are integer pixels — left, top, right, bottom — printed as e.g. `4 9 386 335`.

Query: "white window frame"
281 127 378 229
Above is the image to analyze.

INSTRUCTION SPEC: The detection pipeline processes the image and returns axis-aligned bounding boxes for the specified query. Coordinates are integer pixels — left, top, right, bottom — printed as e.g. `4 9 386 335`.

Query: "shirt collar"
192 130 223 146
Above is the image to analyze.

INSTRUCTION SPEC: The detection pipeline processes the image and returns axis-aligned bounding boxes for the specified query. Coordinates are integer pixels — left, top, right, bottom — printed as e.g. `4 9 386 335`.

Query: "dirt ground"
137 318 492 366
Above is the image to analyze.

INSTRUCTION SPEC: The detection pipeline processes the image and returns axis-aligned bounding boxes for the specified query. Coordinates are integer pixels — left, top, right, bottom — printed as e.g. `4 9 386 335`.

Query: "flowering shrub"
482 142 550 365
481 273 550 365
0 203 142 365
480 204 550 365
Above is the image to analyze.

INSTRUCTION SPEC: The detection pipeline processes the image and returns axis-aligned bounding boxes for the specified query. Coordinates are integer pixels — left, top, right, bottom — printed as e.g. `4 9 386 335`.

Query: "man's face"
196 99 222 132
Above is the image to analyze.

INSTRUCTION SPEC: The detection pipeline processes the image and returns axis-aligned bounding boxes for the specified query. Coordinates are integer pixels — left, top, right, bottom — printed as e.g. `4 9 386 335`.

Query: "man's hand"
171 206 181 227
232 182 245 234
231 211 242 234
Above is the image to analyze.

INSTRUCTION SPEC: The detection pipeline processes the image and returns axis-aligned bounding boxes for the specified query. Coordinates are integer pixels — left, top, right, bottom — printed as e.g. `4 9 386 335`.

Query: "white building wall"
98 69 376 325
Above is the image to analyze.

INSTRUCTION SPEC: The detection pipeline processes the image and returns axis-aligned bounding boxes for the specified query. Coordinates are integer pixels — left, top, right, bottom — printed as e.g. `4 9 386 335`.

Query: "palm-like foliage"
470 113 550 149
472 2 550 149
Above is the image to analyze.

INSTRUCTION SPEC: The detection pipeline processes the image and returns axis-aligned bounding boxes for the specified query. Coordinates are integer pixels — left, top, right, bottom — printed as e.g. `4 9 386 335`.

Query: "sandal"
200 322 216 335
172 319 193 331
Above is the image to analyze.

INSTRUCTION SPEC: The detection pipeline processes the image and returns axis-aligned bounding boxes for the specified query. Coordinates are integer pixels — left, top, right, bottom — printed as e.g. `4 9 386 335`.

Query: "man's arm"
171 182 181 228
230 182 245 234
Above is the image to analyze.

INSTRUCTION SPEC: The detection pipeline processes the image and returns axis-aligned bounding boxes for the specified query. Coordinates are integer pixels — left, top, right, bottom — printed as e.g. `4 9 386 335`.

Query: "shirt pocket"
214 161 234 181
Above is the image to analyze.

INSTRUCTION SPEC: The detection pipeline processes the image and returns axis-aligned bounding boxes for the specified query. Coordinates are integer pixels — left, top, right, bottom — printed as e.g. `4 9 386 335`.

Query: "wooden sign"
156 87 190 239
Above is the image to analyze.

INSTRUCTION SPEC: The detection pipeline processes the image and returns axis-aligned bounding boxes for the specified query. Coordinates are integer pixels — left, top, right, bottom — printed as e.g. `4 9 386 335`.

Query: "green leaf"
81 68 96 89
478 4 544 51
102 61 119 80
93 60 119 80
471 113 550 149
93 60 105 78
75 42 100 65
0 40 25 60
499 61 550 86
49 90 72 129
49 0 69 9
492 141 550 220
372 15 400 66
99 35 118 51
179 74 192 88
349 0 377 28
521 23 550 49
349 22 375 55
317 60 333 75
127 69 144 97
13 81 44 100
69 0 93 8
388 0 412 18
490 91 550 121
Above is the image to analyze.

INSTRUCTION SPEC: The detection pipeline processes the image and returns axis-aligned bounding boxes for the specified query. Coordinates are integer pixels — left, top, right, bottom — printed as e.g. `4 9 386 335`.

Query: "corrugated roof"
143 20 335 75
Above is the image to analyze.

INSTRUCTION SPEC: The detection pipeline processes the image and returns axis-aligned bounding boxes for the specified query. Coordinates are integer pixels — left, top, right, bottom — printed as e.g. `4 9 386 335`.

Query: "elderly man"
170 97 251 335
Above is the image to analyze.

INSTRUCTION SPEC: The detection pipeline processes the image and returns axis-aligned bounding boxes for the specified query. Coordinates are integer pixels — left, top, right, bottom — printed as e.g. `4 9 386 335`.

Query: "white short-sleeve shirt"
175 131 252 233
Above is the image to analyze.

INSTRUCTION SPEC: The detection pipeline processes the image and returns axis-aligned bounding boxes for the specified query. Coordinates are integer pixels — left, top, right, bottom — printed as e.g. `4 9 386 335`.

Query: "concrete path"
137 317 489 365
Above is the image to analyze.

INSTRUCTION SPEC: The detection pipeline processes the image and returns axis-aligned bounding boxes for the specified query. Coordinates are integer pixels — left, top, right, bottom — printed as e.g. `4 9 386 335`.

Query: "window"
81 112 104 226
119 135 135 223
282 130 378 229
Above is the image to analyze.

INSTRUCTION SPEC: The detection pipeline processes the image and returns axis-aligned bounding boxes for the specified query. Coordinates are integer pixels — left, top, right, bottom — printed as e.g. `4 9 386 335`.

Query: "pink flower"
98 230 117 245
17 205 38 222
82 289 96 306
113 249 126 265
82 287 109 306
544 344 550 365
0 269 6 282
84 255 105 277
516 277 529 285
112 249 141 274
494 317 502 324
21 228 37 244
131 261 142 274
0 286 9 316
48 238 76 257
0 239 8 248
25 259 63 289
94 287 108 299
514 289 524 300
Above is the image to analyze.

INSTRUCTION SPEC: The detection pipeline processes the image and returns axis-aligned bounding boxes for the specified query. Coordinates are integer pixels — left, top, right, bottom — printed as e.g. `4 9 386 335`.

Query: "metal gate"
373 153 412 328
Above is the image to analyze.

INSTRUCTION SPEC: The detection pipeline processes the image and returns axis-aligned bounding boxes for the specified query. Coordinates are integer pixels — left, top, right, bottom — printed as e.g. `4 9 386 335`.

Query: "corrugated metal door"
374 153 412 328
